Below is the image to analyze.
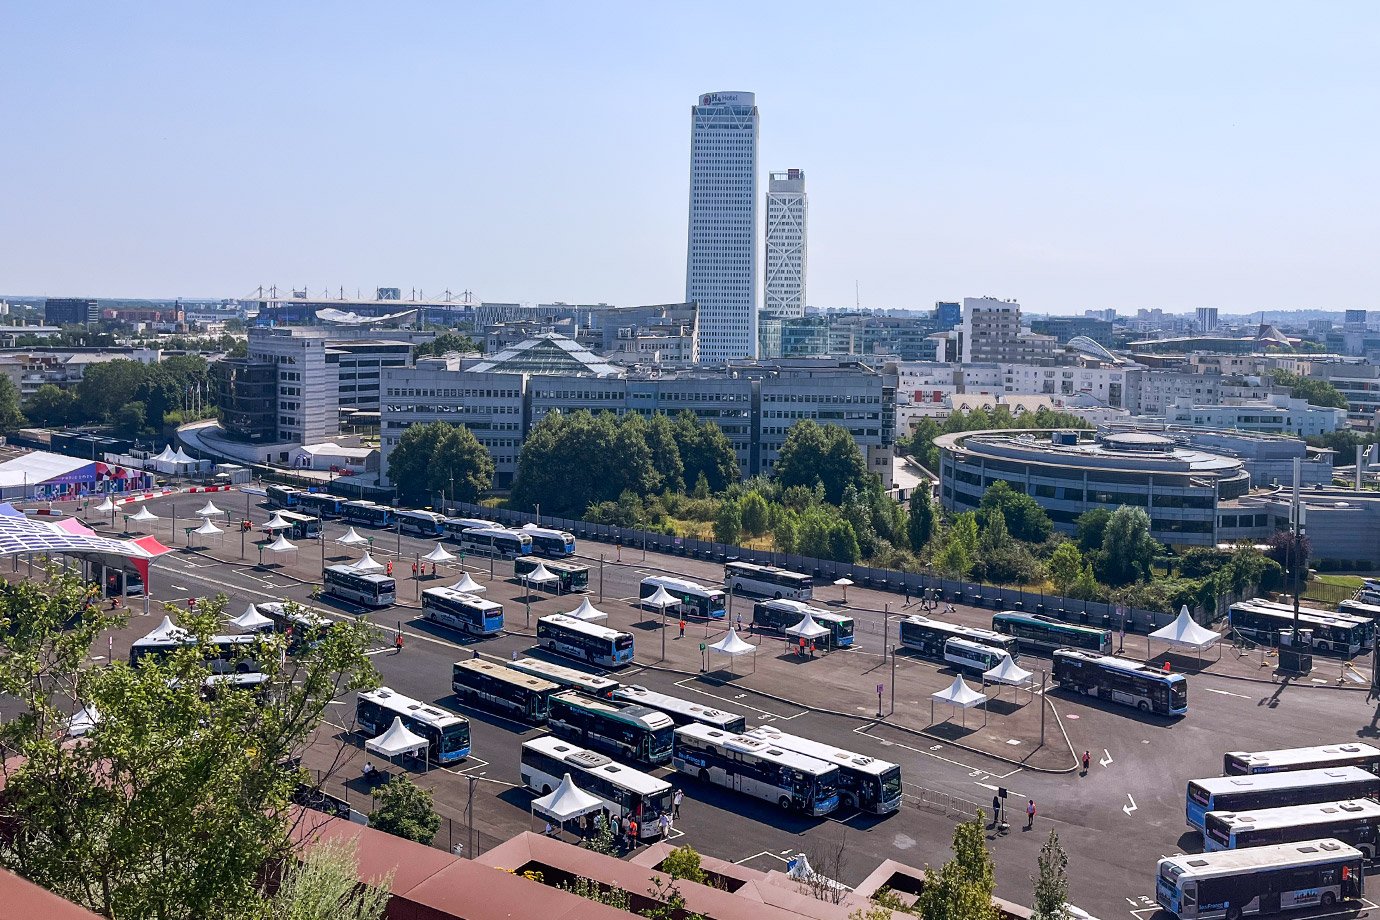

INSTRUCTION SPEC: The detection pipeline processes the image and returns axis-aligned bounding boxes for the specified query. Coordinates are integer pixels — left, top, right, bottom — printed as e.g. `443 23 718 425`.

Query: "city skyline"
2 3 1378 314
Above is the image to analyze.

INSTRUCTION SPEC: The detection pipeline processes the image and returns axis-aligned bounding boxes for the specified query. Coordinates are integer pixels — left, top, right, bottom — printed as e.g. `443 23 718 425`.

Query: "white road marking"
1123 794 1138 816
171 585 188 592
672 678 806 721
1203 687 1251 699
1100 749 1114 767
854 724 1021 778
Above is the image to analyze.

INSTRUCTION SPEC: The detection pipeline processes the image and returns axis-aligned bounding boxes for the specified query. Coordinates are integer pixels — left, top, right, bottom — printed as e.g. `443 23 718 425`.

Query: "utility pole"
1039 670 1047 747
1290 456 1305 645
599 555 604 604
890 644 896 715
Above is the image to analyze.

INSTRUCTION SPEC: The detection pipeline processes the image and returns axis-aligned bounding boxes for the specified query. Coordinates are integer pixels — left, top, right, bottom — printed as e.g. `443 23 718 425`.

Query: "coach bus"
673 722 840 816
1052 648 1188 716
442 517 496 540
129 626 260 673
257 601 337 651
548 691 674 766
537 614 634 667
521 524 576 558
724 561 813 600
1156 839 1364 920
898 616 1020 663
520 737 672 839
1186 768 1380 834
516 557 589 593
752 598 854 648
341 500 392 528
396 509 447 537
640 575 727 620
265 485 300 509
944 637 1007 674
422 586 503 637
1228 601 1371 657
457 527 531 560
506 657 619 698
355 687 470 764
451 658 558 723
1205 800 1380 857
1225 744 1380 777
745 725 902 815
296 491 344 519
991 612 1113 655
274 510 322 540
612 685 747 733
323 564 395 607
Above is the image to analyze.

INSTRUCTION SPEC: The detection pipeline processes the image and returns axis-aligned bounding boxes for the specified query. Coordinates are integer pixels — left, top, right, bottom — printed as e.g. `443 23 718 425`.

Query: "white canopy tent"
566 596 608 624
66 703 100 738
642 585 679 626
195 501 225 518
708 627 757 676
230 603 273 632
833 577 854 604
172 446 195 465
95 496 116 513
530 772 603 839
521 562 559 594
364 716 430 772
349 552 385 574
784 610 832 651
127 505 158 523
930 674 989 728
450 572 485 595
142 615 187 644
154 445 177 463
982 654 1035 702
422 543 456 564
336 527 369 547
1148 605 1223 663
263 513 292 531
267 534 296 554
193 519 223 536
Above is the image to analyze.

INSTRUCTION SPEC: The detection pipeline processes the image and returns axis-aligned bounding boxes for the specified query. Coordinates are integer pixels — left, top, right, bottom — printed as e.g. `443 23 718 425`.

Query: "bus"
612 685 747 733
537 614 635 668
1225 744 1380 777
1228 601 1372 657
451 658 558 723
898 616 1020 663
266 485 301 509
991 612 1113 655
745 725 902 815
548 690 675 766
396 509 447 537
752 599 854 648
944 637 1007 674
296 491 344 519
257 601 337 651
355 687 470 764
520 736 672 839
458 527 532 560
640 575 727 620
1052 648 1189 715
516 557 590 593
341 500 392 528
1186 768 1380 834
1205 800 1380 857
672 722 840 816
521 524 576 558
1338 599 1380 623
507 657 619 698
422 586 503 637
1156 839 1364 920
323 564 396 607
724 561 813 600
129 627 260 673
274 510 322 540
442 517 496 540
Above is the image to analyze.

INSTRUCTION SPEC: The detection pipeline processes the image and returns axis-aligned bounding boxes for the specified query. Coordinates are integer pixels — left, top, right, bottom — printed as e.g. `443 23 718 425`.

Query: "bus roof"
903 615 1009 641
454 658 559 693
726 561 810 579
1159 839 1361 879
521 524 574 539
994 612 1109 634
359 686 467 729
1339 599 1380 617
674 723 838 776
324 564 394 583
258 601 334 629
1208 798 1380 832
1189 767 1378 796
612 685 743 724
444 517 495 529
522 736 671 795
1226 743 1380 770
275 510 318 521
1054 648 1184 680
643 574 721 596
1230 600 1370 628
397 509 445 520
424 586 501 610
463 526 525 539
540 614 629 641
552 690 673 730
757 598 845 621
745 726 898 778
947 637 1002 656
508 657 618 692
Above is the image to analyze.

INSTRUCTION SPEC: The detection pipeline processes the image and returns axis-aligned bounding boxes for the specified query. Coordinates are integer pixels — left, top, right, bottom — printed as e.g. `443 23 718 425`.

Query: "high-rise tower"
687 91 759 363
760 168 807 359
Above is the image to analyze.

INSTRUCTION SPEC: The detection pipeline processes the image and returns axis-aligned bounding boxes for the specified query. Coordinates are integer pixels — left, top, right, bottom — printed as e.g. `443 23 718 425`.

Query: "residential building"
1195 307 1220 332
960 297 1056 364
0 348 162 399
1160 394 1346 437
1307 362 1380 431
760 168 807 358
43 298 99 328
1084 308 1117 323
687 91 759 363
1028 316 1114 347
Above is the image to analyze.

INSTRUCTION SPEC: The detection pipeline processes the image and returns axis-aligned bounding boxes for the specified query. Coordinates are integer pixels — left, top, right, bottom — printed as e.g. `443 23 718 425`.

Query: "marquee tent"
195 501 225 518
566 597 608 624
336 527 369 546
365 717 430 772
422 543 455 564
785 610 832 650
451 572 485 594
930 675 988 727
1148 606 1222 662
708 627 757 676
230 604 273 632
530 773 603 839
349 552 385 574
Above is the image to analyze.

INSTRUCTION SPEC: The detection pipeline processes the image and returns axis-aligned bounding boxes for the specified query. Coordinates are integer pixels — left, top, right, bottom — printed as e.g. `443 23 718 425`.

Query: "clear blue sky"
3 2 1377 314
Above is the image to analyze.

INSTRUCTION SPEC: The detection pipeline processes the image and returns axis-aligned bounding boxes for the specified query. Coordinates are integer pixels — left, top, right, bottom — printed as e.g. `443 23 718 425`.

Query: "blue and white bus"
355 687 470 764
640 575 726 620
1225 744 1380 777
522 524 576 558
458 527 531 560
507 657 619 698
724 561 813 600
266 485 301 509
323 565 395 607
443 517 496 540
899 616 1020 662
296 492 344 519
341 500 392 528
612 685 747 733
537 614 634 667
673 722 840 816
944 637 1006 673
1205 800 1380 857
1052 648 1188 716
1186 768 1380 834
745 725 902 815
751 598 854 648
422 586 503 637
548 691 674 767
396 509 446 537
1156 839 1364 920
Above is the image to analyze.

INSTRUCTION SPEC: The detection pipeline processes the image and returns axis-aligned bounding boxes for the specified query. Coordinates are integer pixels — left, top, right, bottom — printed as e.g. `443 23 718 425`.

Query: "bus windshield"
441 722 471 756
880 766 902 803
1171 681 1188 710
616 635 634 651
650 726 675 758
807 769 839 804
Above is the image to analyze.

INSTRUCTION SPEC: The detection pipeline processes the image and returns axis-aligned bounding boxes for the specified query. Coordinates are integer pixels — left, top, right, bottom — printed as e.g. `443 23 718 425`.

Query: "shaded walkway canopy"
0 503 170 589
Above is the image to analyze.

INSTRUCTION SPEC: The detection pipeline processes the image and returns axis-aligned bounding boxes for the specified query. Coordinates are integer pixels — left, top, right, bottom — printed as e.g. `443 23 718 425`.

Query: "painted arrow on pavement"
1123 794 1138 816
1099 749 1114 767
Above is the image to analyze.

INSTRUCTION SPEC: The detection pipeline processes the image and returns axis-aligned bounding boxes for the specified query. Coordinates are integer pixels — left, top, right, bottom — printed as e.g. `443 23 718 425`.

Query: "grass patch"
1315 574 1366 588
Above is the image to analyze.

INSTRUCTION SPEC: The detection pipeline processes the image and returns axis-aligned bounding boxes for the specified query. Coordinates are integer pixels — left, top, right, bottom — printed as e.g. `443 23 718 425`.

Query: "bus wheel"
542 785 552 795
1137 701 1150 712
1226 908 1241 920
698 768 709 784
1322 893 1337 908
778 796 793 811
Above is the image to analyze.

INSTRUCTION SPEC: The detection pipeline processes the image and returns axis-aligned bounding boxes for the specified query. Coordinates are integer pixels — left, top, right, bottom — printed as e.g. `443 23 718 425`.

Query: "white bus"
548 691 675 767
612 685 747 733
452 658 558 724
537 614 634 668
1156 839 1364 920
457 527 532 560
1205 800 1380 857
899 616 1020 662
341 500 392 528
355 687 470 765
520 736 672 839
507 657 619 698
944 637 1006 674
672 722 841 816
724 561 813 600
274 510 322 540
129 627 259 674
1052 648 1189 716
323 565 396 607
396 509 447 537
752 598 854 648
639 575 726 620
521 524 576 558
442 517 496 540
1186 768 1380 834
422 586 503 637
1228 601 1372 657
257 601 337 652
745 725 902 815
1225 744 1380 777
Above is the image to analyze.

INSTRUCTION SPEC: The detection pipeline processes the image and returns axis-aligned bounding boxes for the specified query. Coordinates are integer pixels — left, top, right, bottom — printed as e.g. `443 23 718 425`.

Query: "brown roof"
0 869 104 920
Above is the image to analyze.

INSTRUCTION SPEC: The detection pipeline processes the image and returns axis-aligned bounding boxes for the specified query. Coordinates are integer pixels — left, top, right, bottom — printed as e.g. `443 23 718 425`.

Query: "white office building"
687 91 759 364
761 168 807 359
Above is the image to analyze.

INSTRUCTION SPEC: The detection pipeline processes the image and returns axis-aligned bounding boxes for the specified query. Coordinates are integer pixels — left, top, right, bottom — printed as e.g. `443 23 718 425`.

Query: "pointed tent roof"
983 654 1034 687
422 543 455 564
264 513 292 530
451 572 485 594
67 703 100 737
784 610 831 640
531 773 603 822
195 501 224 517
350 552 384 574
95 496 116 513
335 527 369 546
644 585 678 608
154 445 178 462
127 505 158 522
172 446 195 464
193 519 223 536
1149 605 1221 651
566 597 608 623
267 534 297 553
230 603 273 631
709 628 755 656
142 615 186 644
932 675 987 709
522 562 559 584
364 716 428 758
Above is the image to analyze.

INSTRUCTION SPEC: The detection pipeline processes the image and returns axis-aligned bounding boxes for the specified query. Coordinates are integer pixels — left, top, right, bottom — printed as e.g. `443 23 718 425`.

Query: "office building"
760 169 807 358
1084 308 1117 323
1160 394 1346 438
1195 307 1220 332
1345 309 1369 330
43 298 99 328
935 301 961 331
960 297 1056 364
687 91 759 363
1308 362 1380 431
1028 316 1114 347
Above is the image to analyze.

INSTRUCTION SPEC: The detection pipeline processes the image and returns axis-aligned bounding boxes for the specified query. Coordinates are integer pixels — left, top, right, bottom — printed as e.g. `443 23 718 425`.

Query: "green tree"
646 412 686 494
828 520 861 563
1070 563 1103 601
113 400 148 440
413 331 481 358
1098 506 1159 586
369 774 441 845
76 359 148 422
0 578 377 920
935 532 974 579
740 491 770 536
1030 830 1071 920
978 481 1053 543
952 512 980 557
1269 369 1348 409
23 384 77 428
512 411 660 515
1048 543 1084 596
772 421 871 504
660 845 709 885
673 412 738 494
714 499 742 544
265 840 392 920
908 486 935 552
0 374 26 433
1074 508 1112 555
388 421 494 506
691 471 711 499
917 813 999 920
773 511 799 553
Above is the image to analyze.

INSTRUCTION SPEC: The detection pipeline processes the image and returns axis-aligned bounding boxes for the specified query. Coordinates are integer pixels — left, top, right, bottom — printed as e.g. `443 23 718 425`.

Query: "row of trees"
386 421 495 506
16 355 217 439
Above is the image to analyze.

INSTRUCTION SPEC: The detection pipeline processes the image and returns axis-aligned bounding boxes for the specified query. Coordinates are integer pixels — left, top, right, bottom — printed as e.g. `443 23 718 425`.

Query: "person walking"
658 811 671 837
393 632 404 654
679 619 686 638
1081 751 1091 775
620 814 630 848
1025 799 1036 830
673 788 684 819
991 794 1001 826
628 816 639 848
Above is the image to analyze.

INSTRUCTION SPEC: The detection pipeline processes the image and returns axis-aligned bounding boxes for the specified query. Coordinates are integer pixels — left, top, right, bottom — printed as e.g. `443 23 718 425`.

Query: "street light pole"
890 644 896 716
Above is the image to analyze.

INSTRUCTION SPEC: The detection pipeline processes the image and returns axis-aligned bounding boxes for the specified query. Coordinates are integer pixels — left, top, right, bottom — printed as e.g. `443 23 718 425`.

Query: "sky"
2 2 1378 314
